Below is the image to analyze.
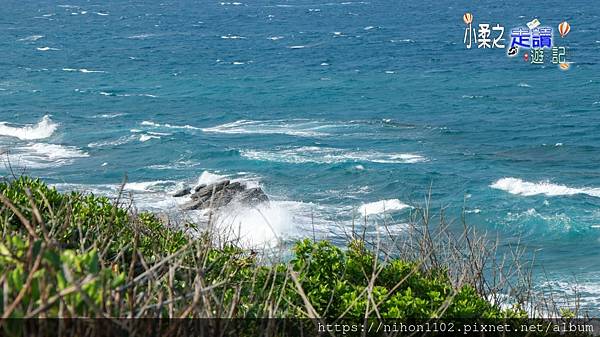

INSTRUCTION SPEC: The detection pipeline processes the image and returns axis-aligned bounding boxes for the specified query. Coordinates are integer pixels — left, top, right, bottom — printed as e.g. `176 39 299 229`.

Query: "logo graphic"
463 13 473 25
558 21 571 38
462 13 573 70
527 19 541 29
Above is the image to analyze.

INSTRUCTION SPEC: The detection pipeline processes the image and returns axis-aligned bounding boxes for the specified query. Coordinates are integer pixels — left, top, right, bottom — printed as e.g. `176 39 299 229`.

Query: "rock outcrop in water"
173 179 269 211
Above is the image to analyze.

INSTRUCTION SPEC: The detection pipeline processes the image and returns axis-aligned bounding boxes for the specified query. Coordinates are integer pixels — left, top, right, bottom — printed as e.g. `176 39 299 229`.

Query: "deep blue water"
1 0 599 312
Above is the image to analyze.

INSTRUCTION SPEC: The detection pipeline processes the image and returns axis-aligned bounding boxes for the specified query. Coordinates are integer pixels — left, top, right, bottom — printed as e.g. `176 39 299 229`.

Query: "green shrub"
0 176 523 321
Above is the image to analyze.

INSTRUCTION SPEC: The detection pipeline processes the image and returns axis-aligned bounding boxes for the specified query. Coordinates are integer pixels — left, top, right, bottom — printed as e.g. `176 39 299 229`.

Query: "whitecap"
62 68 105 73
288 45 306 49
197 171 228 186
364 26 375 30
357 199 411 216
202 119 331 137
3 143 88 168
80 68 105 73
19 35 44 42
240 146 427 164
518 82 532 87
0 115 58 140
88 135 136 148
100 92 157 98
92 113 125 119
538 279 600 309
95 12 109 16
491 178 600 198
139 134 160 142
267 36 283 40
124 180 177 192
211 201 297 247
36 47 60 51
141 120 200 130
221 35 246 39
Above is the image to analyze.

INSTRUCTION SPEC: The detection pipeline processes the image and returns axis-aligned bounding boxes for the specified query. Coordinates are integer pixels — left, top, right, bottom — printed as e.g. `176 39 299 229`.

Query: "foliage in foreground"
0 176 523 320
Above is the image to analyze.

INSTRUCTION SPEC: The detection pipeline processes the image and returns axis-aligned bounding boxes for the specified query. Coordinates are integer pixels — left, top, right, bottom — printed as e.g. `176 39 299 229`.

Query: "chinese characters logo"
463 13 572 70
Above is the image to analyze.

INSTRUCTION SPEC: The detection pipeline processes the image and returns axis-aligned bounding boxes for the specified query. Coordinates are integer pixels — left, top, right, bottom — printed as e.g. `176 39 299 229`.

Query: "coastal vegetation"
0 176 586 335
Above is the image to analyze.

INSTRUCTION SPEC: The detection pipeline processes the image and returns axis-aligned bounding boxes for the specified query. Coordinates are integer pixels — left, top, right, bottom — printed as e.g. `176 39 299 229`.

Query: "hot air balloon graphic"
463 13 473 25
558 21 571 38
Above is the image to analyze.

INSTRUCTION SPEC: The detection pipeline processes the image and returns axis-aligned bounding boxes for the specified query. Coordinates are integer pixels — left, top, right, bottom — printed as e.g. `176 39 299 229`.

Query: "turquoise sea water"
1 0 599 312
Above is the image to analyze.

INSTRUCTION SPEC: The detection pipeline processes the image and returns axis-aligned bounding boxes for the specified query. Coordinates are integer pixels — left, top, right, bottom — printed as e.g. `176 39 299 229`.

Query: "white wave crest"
19 35 44 42
4 143 88 168
0 115 58 140
141 120 200 130
212 201 298 247
358 199 411 216
36 47 60 51
124 180 177 192
240 146 427 164
92 113 125 119
88 135 136 148
62 68 105 73
221 35 246 39
202 119 337 137
197 171 227 186
139 134 160 142
491 178 600 198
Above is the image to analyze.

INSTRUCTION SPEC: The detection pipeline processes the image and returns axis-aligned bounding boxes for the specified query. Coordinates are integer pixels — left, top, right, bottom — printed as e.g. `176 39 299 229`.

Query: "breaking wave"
141 120 201 130
357 199 411 216
3 143 88 168
0 115 58 140
240 146 427 164
202 119 335 137
491 178 600 198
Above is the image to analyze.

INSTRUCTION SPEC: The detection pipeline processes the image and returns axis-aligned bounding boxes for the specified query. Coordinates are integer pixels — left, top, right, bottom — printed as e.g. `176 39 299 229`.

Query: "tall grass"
0 176 586 335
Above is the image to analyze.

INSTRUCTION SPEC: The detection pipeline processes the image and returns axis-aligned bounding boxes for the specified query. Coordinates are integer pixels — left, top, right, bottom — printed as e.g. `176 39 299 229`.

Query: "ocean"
1 0 599 312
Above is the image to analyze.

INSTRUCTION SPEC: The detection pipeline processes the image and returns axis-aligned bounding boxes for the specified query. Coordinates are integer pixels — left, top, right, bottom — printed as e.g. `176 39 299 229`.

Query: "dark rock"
191 180 230 200
181 198 203 211
223 181 245 196
194 184 207 192
172 187 191 197
176 179 269 211
238 187 269 205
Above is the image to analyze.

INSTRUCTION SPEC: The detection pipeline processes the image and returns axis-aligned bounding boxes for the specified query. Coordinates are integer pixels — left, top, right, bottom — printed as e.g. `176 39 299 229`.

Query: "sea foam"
141 120 200 130
491 178 600 198
240 146 427 164
357 199 411 216
201 119 334 137
0 115 58 140
4 143 88 168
